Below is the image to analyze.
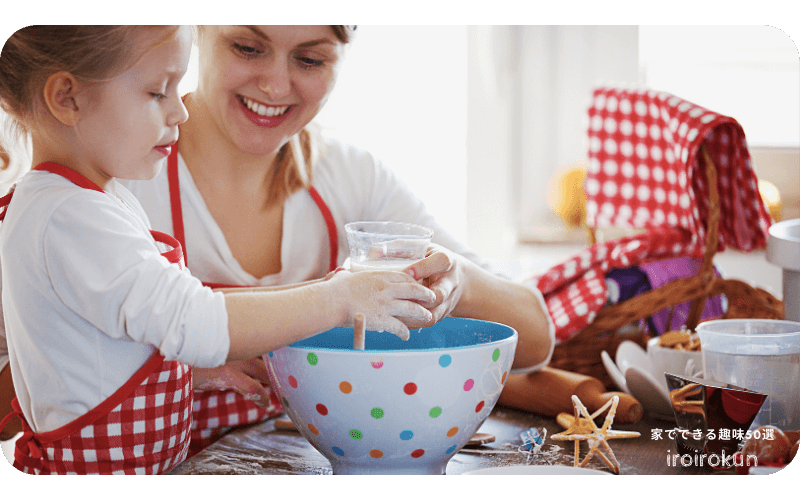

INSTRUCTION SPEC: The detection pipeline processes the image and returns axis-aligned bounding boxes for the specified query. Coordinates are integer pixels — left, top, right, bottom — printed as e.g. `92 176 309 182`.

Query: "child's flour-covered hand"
328 270 436 341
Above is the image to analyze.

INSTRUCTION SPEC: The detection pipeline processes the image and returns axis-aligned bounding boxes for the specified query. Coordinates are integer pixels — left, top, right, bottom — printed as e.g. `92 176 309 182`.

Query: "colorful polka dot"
288 375 297 388
403 382 417 395
400 430 414 440
370 357 384 369
463 379 474 391
475 401 485 413
307 353 318 365
332 446 344 456
492 348 500 362
429 407 442 418
446 426 459 437
339 381 352 394
446 445 457 454
349 429 363 440
411 449 425 458
316 404 328 416
438 354 451 367
369 449 383 459
308 424 319 435
370 407 384 419
501 371 508 383
268 352 273 357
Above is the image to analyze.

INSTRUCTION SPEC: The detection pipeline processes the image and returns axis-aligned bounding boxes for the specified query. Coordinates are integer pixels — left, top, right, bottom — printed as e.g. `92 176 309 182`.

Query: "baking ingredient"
658 330 700 351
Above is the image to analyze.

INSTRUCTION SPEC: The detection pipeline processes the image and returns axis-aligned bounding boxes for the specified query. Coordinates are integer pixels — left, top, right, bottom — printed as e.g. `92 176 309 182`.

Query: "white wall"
466 26 641 258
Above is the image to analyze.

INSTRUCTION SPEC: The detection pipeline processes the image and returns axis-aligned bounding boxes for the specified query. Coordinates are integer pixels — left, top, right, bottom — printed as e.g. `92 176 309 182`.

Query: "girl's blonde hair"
0 25 179 136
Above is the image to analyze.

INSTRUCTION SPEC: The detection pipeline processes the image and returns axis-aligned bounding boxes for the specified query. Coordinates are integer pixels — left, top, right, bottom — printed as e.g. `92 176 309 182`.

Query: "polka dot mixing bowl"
263 317 517 474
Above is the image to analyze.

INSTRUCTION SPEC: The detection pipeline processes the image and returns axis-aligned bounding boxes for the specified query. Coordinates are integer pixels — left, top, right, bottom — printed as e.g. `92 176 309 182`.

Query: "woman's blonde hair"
0 25 179 136
264 25 356 205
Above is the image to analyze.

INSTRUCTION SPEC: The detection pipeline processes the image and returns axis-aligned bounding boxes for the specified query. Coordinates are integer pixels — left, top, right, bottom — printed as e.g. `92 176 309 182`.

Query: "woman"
1 25 554 453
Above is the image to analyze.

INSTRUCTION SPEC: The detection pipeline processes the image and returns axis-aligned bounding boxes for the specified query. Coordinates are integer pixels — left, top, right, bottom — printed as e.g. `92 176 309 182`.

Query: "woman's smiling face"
195 25 346 157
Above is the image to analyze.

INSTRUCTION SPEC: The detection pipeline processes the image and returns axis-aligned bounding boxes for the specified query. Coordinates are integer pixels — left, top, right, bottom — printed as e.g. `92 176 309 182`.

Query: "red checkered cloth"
4 355 192 474
529 87 772 342
188 387 282 457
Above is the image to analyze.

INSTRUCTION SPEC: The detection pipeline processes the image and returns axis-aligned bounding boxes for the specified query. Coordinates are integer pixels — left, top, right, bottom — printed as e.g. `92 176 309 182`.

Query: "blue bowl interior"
288 317 515 352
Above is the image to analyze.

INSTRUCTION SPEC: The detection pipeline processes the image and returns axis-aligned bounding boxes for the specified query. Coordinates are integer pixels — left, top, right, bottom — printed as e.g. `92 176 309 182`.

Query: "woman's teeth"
242 96 289 117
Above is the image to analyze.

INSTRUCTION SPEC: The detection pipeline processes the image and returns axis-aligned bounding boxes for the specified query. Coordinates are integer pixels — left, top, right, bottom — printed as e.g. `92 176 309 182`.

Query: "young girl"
0 25 435 474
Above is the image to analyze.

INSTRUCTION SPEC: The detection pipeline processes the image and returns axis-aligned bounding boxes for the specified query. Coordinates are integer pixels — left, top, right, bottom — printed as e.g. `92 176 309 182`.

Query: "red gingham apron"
166 145 338 456
0 163 192 474
528 87 772 342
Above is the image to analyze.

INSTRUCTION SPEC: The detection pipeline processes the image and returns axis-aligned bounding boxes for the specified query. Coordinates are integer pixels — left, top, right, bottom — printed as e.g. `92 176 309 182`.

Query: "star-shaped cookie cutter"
551 394 640 474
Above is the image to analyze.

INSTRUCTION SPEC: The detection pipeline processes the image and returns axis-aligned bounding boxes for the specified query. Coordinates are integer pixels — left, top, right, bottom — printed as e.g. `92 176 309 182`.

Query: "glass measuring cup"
344 221 433 272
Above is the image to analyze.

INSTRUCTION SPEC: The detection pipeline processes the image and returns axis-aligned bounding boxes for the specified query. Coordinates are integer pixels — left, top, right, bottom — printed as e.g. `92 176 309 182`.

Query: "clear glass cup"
344 221 433 272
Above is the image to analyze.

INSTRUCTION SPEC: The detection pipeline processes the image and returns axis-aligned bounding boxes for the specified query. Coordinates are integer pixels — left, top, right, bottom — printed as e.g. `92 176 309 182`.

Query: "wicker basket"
548 144 784 387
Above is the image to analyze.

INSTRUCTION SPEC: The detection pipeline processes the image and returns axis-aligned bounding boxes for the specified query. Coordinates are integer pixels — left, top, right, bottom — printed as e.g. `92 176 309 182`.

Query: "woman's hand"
402 244 465 327
193 358 273 408
328 269 436 340
403 244 554 370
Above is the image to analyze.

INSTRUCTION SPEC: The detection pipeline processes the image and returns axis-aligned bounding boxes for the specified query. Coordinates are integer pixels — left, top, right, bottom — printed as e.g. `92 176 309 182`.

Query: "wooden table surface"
169 405 736 476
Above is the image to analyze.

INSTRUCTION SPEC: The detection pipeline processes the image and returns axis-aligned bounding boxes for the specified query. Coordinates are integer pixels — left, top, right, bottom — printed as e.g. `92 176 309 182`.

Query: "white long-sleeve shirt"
0 170 228 433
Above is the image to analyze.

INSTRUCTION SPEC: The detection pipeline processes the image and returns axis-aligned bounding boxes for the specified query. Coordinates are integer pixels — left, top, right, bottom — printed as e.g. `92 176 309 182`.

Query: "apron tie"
1 398 50 473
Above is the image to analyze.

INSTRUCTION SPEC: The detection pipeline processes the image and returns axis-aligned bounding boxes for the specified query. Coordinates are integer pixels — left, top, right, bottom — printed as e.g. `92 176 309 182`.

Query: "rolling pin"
497 366 643 424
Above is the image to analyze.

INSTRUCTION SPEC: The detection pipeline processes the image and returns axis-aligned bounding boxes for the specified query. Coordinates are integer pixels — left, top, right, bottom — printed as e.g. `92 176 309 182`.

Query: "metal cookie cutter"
665 373 767 468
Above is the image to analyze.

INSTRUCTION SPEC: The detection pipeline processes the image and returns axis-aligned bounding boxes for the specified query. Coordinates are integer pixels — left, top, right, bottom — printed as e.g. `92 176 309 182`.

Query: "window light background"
176 25 800 243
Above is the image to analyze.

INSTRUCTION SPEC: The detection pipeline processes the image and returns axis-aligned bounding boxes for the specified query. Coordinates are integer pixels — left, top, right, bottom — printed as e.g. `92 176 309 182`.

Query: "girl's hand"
329 270 436 340
193 358 273 408
402 244 465 327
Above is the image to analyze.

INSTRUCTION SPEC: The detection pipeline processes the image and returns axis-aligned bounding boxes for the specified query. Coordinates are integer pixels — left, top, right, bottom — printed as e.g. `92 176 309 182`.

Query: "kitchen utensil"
274 416 497 448
624 366 674 420
497 366 643 424
602 341 684 420
615 340 649 376
665 373 767 465
698 319 800 430
344 221 432 272
353 313 365 350
767 218 800 322
646 335 703 388
263 317 517 474
600 350 628 394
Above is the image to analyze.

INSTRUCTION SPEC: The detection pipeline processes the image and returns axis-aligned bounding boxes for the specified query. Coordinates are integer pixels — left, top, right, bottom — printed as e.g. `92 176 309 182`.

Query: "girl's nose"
168 93 189 126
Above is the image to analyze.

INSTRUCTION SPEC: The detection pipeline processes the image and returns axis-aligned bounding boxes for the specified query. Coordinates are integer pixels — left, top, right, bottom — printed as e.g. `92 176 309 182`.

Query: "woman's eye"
233 43 261 58
150 92 167 100
296 56 324 69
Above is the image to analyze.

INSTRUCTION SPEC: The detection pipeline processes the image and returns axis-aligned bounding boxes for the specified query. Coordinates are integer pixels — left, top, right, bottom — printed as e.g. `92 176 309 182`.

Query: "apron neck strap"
33 163 104 193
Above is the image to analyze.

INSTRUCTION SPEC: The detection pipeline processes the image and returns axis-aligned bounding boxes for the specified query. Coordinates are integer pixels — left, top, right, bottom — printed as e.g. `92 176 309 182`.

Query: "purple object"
639 257 725 333
606 258 725 335
606 266 651 304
